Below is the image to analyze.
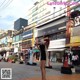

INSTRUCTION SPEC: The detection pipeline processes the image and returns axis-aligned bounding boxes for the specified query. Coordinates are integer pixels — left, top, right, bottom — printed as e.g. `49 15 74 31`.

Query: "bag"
71 68 75 73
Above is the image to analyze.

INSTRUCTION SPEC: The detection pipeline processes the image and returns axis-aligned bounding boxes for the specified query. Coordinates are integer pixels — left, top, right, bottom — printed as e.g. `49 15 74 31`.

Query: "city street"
0 62 80 80
0 0 80 80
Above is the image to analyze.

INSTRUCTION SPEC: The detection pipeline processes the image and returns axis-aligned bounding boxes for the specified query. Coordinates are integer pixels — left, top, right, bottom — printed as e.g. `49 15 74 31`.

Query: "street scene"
0 62 80 80
0 0 80 80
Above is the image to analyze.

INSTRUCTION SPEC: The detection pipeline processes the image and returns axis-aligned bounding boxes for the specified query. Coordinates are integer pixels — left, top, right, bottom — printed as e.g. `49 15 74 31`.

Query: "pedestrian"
29 47 33 65
35 38 46 80
44 36 52 68
34 44 40 61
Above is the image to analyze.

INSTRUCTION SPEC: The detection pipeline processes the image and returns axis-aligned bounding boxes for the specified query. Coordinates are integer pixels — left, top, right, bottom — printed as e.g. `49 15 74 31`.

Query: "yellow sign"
70 36 80 43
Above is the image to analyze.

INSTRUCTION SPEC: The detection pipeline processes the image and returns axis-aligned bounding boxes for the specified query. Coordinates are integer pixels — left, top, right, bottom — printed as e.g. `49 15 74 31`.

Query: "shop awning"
47 39 66 51
0 47 11 52
47 48 65 51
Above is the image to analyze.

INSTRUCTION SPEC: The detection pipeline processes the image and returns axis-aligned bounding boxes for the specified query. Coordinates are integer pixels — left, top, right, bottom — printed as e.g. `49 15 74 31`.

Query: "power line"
0 0 7 8
2 0 13 9
0 0 13 11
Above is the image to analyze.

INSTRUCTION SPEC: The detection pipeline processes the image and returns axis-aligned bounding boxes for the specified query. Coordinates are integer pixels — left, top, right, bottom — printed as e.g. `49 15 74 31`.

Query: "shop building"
36 15 67 62
66 9 80 65
22 23 36 50
14 18 28 30
34 0 80 62
0 30 13 52
22 29 33 49
13 18 28 52
27 0 66 25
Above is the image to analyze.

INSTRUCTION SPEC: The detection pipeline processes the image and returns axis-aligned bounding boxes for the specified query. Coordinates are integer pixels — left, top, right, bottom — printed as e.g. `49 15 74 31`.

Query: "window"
50 34 57 40
32 12 38 17
57 32 66 39
32 6 38 12
22 29 33 39
16 35 19 42
74 6 80 11
13 36 16 42
19 34 22 40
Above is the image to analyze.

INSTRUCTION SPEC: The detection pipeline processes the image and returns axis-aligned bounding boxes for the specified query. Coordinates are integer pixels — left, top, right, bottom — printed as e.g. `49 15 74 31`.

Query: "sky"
0 0 37 30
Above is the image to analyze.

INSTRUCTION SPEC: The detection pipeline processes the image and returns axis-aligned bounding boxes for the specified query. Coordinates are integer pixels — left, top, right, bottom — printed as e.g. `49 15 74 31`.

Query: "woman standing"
35 38 46 80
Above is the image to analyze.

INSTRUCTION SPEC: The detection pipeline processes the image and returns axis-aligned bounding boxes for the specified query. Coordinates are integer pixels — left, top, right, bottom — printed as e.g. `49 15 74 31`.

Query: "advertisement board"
70 26 80 43
71 26 80 37
70 36 80 43
48 39 66 51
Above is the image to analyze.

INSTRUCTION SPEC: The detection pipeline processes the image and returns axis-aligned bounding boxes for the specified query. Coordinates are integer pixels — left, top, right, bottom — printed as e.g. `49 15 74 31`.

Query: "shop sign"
70 36 80 43
14 47 18 53
22 29 33 39
70 26 80 43
48 39 66 50
71 26 80 36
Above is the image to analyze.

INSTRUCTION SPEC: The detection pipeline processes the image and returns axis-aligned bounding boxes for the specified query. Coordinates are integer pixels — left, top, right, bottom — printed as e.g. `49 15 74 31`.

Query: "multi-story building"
65 0 80 65
27 0 79 62
13 18 28 52
12 23 35 52
22 23 36 50
14 18 28 31
27 0 67 25
0 30 13 52
0 29 5 34
27 0 68 51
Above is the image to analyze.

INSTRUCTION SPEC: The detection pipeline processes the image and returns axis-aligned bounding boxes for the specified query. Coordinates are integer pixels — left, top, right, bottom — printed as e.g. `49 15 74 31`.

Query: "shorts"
41 52 46 60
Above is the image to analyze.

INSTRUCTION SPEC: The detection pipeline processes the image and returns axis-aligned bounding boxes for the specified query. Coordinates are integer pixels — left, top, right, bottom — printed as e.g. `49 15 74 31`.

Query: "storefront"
48 39 66 62
22 29 33 50
66 10 80 65
22 39 32 50
12 34 22 52
36 15 67 62
37 15 67 38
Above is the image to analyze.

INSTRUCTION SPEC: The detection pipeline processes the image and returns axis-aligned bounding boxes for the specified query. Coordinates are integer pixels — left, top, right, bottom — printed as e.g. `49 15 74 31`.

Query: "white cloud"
0 0 35 30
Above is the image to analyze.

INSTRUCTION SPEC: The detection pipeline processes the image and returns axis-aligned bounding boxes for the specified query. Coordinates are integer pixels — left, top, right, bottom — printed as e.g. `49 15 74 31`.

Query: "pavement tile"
22 74 80 80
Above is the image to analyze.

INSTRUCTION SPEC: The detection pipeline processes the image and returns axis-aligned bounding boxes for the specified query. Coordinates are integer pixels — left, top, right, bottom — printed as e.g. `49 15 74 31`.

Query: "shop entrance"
72 47 80 66
71 47 80 73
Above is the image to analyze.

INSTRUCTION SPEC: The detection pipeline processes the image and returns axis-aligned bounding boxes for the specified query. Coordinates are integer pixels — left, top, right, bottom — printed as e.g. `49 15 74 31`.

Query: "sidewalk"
37 61 63 70
51 62 63 70
21 74 80 80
